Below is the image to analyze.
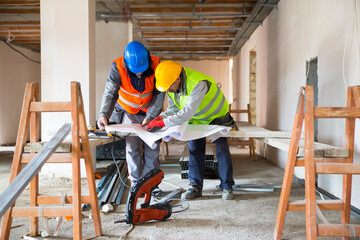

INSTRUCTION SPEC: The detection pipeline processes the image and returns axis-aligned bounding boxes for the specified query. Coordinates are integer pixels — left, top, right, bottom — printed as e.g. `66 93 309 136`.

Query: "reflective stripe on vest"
120 86 153 99
113 56 159 114
168 67 229 125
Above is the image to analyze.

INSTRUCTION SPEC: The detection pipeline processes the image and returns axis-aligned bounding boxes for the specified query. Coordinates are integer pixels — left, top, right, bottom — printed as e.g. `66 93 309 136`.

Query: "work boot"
222 189 233 200
181 186 202 200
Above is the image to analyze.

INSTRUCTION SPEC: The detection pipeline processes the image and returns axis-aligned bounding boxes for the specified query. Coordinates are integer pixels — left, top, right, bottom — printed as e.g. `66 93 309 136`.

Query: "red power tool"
126 169 173 224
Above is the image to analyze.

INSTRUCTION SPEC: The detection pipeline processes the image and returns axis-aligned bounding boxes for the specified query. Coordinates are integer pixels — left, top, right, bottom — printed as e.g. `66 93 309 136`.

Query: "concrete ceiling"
0 0 279 60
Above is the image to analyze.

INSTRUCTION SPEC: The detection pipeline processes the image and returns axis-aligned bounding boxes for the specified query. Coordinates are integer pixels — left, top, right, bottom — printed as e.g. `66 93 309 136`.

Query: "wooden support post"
274 85 360 239
77 84 102 236
71 82 82 239
1 82 35 240
273 88 305 240
0 82 102 240
304 86 317 239
30 82 39 236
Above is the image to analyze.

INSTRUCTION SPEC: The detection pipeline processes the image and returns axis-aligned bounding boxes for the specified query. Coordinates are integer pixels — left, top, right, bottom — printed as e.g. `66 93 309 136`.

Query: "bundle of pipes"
96 161 128 206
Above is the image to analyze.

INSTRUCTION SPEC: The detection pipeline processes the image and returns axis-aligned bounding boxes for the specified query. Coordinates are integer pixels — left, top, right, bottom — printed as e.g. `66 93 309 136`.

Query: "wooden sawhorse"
0 82 102 239
274 85 360 239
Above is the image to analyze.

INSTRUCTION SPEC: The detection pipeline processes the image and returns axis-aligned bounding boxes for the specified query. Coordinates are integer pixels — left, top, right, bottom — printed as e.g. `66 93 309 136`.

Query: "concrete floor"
0 142 360 239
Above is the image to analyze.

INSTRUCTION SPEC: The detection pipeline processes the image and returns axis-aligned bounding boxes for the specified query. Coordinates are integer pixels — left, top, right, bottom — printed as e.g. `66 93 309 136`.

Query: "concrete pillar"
40 0 95 178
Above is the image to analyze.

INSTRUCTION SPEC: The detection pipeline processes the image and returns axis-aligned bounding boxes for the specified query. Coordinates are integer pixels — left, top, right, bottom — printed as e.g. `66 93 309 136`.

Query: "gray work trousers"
121 112 160 182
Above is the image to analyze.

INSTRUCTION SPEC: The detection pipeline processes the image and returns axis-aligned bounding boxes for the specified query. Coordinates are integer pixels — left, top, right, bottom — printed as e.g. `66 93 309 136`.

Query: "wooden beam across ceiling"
97 0 279 60
1 0 279 60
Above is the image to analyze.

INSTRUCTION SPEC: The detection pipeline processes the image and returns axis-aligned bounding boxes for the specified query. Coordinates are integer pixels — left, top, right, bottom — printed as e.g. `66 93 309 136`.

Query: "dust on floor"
0 143 359 240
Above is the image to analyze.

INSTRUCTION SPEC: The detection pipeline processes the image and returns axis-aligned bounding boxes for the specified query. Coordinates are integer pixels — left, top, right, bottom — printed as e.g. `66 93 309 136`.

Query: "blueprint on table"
105 122 231 149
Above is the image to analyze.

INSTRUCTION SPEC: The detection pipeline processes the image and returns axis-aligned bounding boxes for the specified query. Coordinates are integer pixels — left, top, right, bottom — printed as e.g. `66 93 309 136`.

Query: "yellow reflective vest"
168 67 229 125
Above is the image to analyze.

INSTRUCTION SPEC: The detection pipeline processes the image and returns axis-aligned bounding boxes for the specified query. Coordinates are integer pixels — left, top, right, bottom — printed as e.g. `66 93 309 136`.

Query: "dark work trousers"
188 137 234 190
112 111 161 182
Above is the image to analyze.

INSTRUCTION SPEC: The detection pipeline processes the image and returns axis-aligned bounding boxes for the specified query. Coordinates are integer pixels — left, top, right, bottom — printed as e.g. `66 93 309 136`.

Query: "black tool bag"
111 107 125 124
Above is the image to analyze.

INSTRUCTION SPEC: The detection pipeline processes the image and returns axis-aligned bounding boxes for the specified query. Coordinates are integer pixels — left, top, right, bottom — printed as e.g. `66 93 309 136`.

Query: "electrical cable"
167 198 190 213
304 0 311 83
343 1 353 90
111 134 131 189
354 0 360 85
1 39 40 64
118 223 134 240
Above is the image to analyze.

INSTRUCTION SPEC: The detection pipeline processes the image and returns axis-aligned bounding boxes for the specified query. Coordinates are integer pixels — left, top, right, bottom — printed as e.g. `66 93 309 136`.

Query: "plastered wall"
0 42 40 145
234 0 360 208
95 22 132 119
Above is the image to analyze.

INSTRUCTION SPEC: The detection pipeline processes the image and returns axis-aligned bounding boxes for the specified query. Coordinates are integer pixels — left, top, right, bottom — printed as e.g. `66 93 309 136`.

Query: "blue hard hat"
124 41 149 74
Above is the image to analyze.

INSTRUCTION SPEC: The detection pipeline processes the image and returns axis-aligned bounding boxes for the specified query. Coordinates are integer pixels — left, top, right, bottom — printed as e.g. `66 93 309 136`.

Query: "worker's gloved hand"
141 118 151 127
152 115 163 121
97 117 108 131
147 118 165 132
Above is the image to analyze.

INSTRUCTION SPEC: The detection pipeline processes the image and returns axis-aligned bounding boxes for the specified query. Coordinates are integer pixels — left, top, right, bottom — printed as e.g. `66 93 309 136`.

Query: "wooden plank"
0 123 71 219
314 107 360 118
316 163 360 174
295 158 347 167
287 200 344 211
342 86 356 227
24 141 72 153
11 206 72 218
215 121 294 138
30 83 40 236
304 85 317 239
24 137 112 153
37 195 90 204
265 138 349 158
318 224 360 237
29 102 72 112
22 153 78 163
77 83 102 236
71 82 82 239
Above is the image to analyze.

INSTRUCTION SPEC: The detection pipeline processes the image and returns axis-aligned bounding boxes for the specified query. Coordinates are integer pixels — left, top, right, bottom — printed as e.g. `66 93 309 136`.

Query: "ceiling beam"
118 3 256 8
138 22 241 27
100 0 257 3
145 37 234 40
152 50 228 54
227 0 279 56
148 44 231 48
0 1 39 5
135 18 244 23
0 21 40 26
133 27 240 31
97 12 251 20
0 8 39 14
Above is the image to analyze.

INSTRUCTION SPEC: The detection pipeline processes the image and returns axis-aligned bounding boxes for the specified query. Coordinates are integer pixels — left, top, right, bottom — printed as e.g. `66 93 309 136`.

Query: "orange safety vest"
113 55 159 114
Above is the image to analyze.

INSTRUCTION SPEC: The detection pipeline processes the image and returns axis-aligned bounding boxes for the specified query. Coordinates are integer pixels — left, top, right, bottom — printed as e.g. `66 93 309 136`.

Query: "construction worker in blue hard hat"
98 41 164 183
147 60 236 200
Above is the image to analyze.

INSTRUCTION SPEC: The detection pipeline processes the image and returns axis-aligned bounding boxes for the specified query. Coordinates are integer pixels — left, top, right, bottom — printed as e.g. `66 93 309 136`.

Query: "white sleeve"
163 81 208 127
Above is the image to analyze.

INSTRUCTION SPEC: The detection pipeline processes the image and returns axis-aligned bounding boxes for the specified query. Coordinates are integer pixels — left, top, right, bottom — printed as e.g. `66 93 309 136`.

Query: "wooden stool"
0 82 102 240
274 85 360 239
228 103 256 160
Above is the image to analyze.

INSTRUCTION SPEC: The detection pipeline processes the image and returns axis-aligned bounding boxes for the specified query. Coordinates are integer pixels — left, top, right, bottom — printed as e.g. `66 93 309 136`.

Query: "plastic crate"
181 170 219 179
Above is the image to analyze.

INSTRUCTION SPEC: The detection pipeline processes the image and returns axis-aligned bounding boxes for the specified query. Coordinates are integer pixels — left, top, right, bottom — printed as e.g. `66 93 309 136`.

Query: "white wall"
234 0 360 208
95 22 131 118
0 42 41 145
178 60 231 101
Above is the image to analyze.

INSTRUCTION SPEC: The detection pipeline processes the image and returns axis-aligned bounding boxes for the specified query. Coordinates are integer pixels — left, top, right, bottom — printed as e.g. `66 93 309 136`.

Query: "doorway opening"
249 49 256 125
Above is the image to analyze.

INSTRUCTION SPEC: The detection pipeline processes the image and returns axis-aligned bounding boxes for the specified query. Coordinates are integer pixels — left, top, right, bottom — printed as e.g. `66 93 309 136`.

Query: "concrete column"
40 0 95 178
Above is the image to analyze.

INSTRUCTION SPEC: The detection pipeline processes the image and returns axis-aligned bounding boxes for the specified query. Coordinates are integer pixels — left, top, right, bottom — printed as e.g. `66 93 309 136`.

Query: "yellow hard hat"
155 60 182 92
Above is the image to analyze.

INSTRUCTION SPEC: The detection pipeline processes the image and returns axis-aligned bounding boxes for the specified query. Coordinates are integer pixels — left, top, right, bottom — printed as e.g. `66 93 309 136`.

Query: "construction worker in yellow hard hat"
147 60 236 200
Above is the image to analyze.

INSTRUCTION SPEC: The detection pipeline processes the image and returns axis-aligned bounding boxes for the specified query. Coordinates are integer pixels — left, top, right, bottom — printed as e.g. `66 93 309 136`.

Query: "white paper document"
105 122 231 149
